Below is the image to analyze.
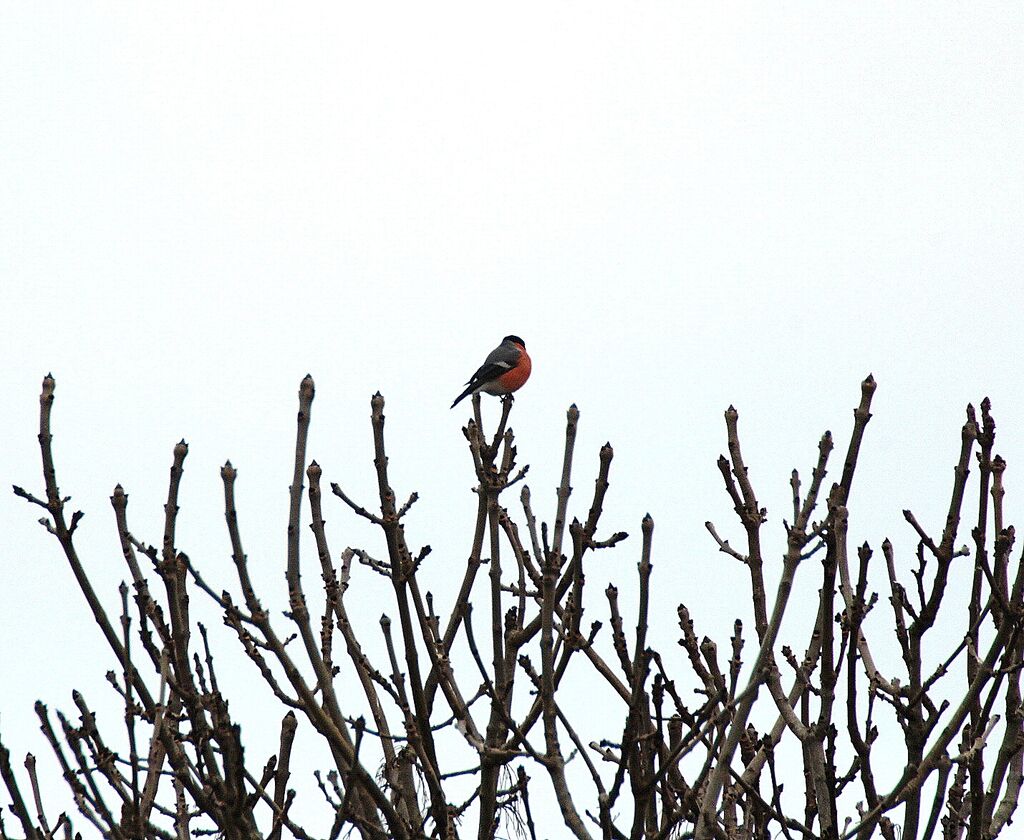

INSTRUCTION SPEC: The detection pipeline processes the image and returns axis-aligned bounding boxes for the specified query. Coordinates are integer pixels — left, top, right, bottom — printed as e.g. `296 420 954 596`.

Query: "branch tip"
110 485 127 509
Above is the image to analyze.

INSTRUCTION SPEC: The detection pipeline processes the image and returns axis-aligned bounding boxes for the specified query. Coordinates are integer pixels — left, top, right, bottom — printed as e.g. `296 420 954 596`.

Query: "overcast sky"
3 3 1024 835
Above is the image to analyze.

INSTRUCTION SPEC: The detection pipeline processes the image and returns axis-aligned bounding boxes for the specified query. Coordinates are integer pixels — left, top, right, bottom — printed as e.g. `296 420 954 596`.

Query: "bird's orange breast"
495 346 532 393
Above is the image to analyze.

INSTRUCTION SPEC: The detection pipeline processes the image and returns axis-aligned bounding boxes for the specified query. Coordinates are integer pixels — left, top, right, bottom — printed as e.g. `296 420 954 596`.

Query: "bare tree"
4 372 1023 839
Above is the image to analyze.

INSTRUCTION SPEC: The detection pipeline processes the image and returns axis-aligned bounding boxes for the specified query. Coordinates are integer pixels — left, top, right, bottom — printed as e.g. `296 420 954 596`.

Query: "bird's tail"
450 385 474 409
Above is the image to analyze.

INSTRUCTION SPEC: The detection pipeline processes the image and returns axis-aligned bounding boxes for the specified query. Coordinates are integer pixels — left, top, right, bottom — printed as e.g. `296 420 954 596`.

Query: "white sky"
2 4 1024 836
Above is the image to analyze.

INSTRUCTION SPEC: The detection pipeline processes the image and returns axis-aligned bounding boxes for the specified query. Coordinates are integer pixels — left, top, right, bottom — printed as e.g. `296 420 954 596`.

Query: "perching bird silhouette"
450 335 532 408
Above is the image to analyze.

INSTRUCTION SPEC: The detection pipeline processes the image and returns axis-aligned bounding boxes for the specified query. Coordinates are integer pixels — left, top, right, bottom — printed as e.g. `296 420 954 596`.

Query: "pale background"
2 3 1023 836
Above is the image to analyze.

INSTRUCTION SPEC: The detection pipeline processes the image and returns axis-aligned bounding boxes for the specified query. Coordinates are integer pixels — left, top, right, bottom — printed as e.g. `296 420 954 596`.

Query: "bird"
450 335 532 409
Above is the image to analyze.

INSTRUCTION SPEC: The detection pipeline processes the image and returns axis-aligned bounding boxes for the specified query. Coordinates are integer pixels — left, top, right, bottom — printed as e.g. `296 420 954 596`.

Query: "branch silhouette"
4 374 1023 839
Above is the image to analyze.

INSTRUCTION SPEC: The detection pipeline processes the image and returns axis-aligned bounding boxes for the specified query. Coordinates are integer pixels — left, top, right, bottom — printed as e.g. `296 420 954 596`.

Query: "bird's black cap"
503 335 525 347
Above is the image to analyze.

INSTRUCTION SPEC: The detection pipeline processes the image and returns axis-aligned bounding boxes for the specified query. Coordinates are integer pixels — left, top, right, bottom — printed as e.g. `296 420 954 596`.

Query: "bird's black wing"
464 360 511 388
